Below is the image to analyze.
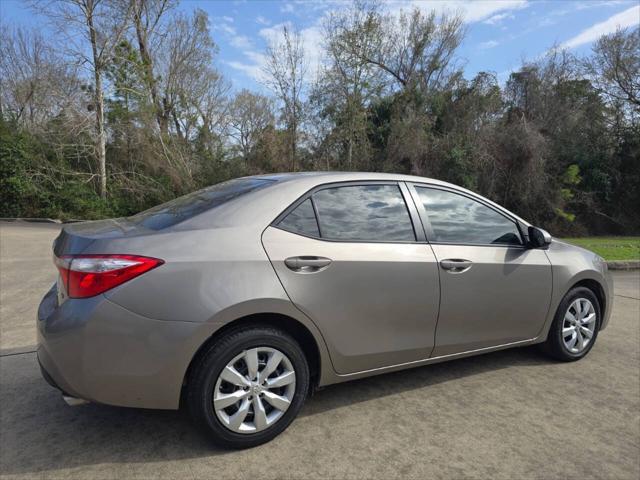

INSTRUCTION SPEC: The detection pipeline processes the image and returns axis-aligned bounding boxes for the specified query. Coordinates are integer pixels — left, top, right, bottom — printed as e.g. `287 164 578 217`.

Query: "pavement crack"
0 350 36 357
614 294 640 301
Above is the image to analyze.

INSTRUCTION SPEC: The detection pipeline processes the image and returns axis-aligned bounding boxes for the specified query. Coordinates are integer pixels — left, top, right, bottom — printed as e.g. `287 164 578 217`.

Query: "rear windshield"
128 178 276 230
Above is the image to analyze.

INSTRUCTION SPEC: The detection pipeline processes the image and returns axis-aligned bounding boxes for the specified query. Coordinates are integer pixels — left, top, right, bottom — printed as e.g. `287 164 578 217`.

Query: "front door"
409 184 553 357
262 183 440 374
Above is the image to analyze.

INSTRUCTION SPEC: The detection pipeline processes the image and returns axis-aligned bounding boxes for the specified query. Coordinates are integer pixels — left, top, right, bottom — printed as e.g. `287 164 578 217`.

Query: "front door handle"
440 259 473 273
285 256 332 273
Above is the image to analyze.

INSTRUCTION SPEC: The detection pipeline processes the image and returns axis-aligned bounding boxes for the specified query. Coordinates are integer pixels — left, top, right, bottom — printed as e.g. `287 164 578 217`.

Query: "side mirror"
527 226 552 249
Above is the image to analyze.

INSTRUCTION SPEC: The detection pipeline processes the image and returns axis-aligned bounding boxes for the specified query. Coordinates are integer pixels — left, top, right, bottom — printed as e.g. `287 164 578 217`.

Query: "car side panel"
99 227 285 323
430 245 553 356
262 226 441 374
541 240 612 334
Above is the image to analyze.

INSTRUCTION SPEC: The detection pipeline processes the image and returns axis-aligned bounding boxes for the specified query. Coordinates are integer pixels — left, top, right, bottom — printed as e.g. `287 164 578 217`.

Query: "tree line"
1 0 638 235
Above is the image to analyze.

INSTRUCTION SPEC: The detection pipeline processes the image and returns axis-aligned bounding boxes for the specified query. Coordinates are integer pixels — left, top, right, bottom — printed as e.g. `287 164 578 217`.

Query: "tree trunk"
133 5 167 135
87 4 107 199
291 123 297 171
291 102 297 171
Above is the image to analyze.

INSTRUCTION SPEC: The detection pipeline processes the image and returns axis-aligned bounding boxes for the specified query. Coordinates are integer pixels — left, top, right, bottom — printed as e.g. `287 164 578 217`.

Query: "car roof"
183 171 528 229
247 171 454 187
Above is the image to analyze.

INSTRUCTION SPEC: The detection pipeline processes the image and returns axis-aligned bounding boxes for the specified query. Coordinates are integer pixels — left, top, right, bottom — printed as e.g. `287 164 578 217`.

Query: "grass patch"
561 237 640 261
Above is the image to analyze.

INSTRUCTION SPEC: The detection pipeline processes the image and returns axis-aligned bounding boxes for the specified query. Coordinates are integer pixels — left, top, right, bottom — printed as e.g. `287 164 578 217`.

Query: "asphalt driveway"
1 221 638 479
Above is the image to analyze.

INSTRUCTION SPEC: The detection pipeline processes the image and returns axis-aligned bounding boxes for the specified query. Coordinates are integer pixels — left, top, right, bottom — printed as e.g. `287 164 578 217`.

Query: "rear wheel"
542 287 601 361
187 326 309 449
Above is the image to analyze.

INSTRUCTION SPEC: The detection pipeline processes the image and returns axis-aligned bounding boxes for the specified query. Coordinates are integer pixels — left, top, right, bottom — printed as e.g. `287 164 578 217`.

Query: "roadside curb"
607 261 640 271
0 217 61 224
0 218 82 224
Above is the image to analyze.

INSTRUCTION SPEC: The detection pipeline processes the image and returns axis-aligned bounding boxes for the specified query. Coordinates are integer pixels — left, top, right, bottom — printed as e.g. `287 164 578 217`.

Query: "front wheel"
542 287 601 361
187 326 310 449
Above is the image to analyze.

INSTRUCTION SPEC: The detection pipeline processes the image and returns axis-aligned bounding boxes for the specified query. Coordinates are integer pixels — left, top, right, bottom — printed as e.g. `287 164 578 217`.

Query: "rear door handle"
440 259 473 273
285 256 332 273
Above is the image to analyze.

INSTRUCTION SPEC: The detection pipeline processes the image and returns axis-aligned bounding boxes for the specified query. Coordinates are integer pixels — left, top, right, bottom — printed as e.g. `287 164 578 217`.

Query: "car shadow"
299 345 551 418
1 346 552 475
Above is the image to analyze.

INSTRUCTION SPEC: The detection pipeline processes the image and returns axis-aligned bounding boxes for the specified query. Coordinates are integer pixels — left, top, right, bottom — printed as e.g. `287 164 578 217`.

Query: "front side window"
311 185 416 242
416 187 521 245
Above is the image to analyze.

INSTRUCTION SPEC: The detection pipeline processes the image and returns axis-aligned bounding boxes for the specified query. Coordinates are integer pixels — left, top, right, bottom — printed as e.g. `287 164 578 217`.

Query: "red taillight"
54 254 164 298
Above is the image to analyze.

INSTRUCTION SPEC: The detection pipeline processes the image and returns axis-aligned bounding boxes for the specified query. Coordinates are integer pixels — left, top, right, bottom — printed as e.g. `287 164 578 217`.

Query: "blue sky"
2 0 639 92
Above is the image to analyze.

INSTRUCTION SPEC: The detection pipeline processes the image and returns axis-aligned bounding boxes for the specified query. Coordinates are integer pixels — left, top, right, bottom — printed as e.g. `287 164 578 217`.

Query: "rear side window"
415 187 522 245
312 185 415 242
278 199 320 237
128 178 275 230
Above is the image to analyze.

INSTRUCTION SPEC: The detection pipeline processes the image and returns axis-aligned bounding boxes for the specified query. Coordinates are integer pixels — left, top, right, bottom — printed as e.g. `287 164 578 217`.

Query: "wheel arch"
568 278 607 329
181 312 323 405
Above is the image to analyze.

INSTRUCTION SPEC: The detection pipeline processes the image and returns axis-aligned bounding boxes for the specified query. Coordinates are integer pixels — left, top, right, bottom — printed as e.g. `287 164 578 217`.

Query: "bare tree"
157 10 223 138
0 26 83 128
583 27 639 110
227 90 274 162
263 25 306 171
345 6 464 93
313 3 382 169
130 0 176 134
29 0 133 198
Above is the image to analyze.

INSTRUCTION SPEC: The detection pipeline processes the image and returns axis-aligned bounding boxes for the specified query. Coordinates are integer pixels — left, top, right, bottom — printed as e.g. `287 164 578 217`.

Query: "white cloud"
227 50 269 83
213 22 236 36
258 22 291 44
537 17 557 28
228 22 325 83
260 22 324 75
226 61 264 81
397 0 528 24
478 40 500 49
483 12 513 25
256 15 271 26
280 3 294 14
230 35 253 50
561 5 640 49
222 16 234 23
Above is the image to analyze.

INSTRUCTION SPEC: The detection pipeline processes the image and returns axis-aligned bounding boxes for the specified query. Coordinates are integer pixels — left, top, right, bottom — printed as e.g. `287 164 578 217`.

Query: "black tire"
187 325 309 449
542 286 601 362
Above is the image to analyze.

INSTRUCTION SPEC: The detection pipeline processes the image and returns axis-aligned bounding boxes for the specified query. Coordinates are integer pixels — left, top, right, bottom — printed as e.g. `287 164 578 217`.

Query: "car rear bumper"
37 284 215 409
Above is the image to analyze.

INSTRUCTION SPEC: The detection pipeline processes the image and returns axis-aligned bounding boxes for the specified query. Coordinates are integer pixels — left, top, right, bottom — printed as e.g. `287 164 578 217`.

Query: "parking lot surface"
1 221 639 479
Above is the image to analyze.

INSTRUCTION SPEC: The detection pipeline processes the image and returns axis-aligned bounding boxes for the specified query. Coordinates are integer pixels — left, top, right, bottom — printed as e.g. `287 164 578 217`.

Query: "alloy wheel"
562 298 596 354
213 347 296 434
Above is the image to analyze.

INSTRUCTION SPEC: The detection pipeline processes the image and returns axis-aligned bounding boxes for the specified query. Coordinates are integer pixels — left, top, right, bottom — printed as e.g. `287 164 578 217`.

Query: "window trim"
271 180 424 244
407 182 526 248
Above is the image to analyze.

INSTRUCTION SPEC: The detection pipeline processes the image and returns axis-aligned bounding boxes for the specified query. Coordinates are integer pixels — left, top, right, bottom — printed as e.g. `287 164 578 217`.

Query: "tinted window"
278 199 320 237
312 185 415 242
128 178 275 230
416 187 521 245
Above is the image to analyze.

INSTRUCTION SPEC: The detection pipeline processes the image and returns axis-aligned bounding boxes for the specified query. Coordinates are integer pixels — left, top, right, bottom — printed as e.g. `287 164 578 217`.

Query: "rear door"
262 182 440 374
408 184 552 356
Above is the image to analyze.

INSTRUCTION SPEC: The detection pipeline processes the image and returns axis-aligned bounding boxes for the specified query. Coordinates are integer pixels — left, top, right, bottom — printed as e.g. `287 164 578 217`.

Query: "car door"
408 184 553 357
262 182 440 374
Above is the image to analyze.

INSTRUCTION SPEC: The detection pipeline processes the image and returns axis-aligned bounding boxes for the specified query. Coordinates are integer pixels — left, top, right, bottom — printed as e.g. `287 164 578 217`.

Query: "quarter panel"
100 227 288 323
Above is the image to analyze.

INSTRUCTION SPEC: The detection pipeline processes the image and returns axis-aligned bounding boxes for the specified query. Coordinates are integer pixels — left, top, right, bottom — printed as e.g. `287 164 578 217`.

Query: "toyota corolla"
37 172 612 448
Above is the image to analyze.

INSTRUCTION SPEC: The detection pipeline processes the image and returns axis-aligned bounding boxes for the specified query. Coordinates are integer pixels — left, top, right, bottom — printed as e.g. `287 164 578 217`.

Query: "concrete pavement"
1 221 638 479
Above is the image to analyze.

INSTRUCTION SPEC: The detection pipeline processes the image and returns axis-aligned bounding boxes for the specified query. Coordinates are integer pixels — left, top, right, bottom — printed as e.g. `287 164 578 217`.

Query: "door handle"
440 259 473 273
285 256 332 273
